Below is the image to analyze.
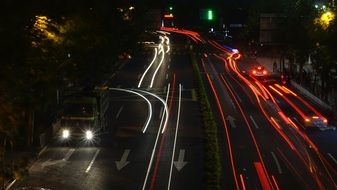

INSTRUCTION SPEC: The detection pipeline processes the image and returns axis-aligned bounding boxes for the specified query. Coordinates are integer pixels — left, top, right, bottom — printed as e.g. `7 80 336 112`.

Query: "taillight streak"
205 73 240 190
220 74 276 190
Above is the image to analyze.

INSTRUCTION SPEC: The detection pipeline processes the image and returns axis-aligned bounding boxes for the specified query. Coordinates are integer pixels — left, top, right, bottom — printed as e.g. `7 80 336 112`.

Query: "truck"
57 89 110 143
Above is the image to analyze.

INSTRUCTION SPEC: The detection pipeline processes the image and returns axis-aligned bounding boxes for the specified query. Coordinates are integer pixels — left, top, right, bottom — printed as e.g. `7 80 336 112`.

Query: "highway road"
11 33 204 190
11 28 337 190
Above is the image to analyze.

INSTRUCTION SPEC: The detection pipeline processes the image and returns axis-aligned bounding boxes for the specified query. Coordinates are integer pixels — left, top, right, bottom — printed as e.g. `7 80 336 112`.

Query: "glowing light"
62 129 70 139
316 11 335 29
164 14 174 18
85 130 93 140
207 10 213 20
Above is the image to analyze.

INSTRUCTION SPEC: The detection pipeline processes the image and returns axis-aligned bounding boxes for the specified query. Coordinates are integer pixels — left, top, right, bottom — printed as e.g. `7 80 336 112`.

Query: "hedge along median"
190 51 221 190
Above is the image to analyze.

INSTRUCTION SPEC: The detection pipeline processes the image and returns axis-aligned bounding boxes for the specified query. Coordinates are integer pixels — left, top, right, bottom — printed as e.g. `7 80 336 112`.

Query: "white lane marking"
159 107 164 119
38 146 48 157
142 84 170 190
168 64 170 69
271 151 283 174
63 148 75 161
109 88 152 133
250 115 259 129
150 45 165 88
138 48 158 88
5 179 17 190
85 149 100 173
166 73 169 80
115 106 124 119
115 149 131 170
327 153 337 165
168 84 183 190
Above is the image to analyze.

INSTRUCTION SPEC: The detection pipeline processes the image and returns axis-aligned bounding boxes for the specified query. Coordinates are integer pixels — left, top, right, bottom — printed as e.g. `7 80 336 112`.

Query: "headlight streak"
109 88 152 133
167 84 182 190
138 48 158 88
142 84 170 190
150 44 165 88
136 89 169 134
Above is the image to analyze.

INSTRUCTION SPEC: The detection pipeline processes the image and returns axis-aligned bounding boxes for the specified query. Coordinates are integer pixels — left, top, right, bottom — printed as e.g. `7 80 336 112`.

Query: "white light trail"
150 45 165 88
159 35 165 44
164 36 170 45
168 84 182 190
136 89 169 134
141 84 170 190
138 48 158 88
109 88 152 133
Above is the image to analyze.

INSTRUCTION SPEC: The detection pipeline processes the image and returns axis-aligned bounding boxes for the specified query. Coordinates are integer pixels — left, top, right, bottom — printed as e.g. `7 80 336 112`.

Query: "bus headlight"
85 130 93 140
62 129 70 139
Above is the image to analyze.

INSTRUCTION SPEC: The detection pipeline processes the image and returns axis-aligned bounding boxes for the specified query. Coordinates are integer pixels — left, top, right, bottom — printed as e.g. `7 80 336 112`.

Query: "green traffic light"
208 9 213 20
169 6 173 11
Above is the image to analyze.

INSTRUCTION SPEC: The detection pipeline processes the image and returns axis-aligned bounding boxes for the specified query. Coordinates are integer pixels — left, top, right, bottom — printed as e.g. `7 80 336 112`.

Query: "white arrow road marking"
271 151 282 174
115 149 131 171
174 149 188 171
327 153 337 165
227 115 236 128
41 148 75 168
115 106 124 119
41 159 65 168
250 115 259 129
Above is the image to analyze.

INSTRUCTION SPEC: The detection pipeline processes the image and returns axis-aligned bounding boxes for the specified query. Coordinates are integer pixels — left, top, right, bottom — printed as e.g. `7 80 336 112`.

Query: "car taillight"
263 70 267 75
252 70 257 74
305 118 310 122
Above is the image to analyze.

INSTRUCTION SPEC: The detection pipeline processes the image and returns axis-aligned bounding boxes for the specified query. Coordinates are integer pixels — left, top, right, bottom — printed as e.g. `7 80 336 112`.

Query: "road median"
190 51 221 190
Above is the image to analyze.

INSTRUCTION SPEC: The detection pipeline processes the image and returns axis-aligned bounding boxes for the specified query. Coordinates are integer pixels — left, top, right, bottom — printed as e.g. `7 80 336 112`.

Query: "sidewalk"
255 56 334 116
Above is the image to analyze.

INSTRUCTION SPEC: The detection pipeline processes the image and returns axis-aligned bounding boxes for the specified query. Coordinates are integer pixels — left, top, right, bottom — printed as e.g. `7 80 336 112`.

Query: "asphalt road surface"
11 30 337 190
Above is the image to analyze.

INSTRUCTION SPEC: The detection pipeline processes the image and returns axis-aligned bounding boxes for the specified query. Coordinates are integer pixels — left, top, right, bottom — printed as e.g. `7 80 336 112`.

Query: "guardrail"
290 81 332 111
